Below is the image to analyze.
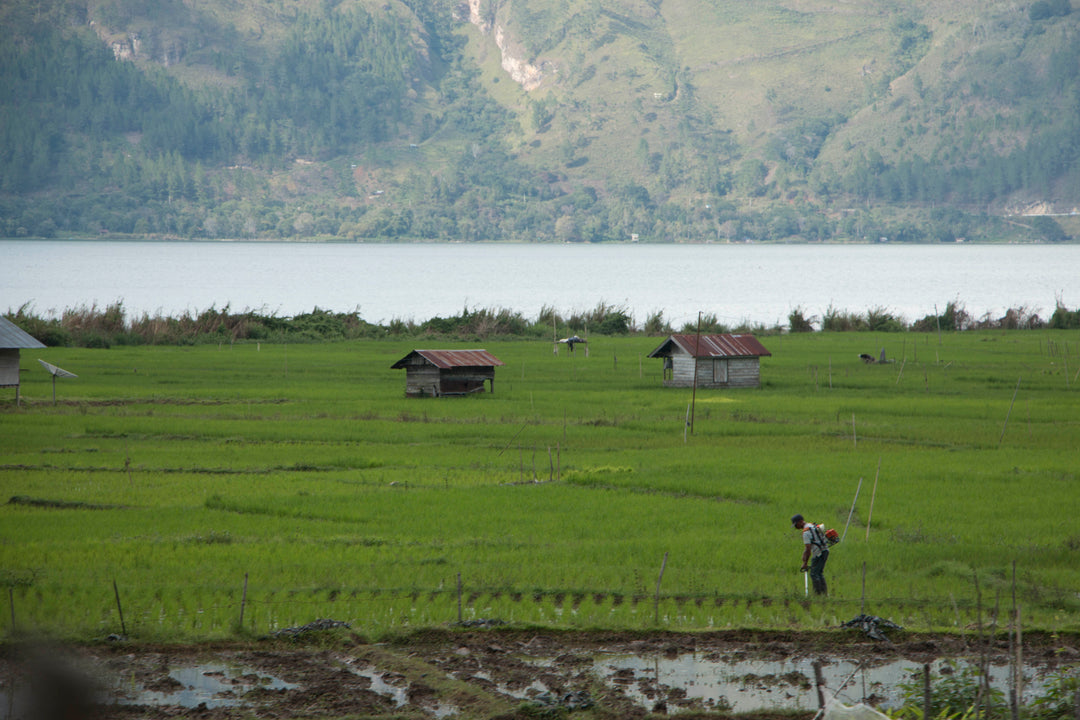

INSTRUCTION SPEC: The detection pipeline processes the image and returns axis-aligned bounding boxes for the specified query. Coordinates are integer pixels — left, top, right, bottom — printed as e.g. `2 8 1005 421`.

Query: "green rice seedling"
3 332 1079 639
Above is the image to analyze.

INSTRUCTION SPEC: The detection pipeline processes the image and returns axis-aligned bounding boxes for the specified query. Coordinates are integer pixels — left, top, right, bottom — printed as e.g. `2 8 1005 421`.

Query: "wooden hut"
1 316 46 404
647 333 770 389
391 349 504 397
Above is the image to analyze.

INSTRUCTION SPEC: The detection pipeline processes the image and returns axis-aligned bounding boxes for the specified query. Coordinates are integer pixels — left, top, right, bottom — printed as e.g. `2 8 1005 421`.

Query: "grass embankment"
1 332 1078 642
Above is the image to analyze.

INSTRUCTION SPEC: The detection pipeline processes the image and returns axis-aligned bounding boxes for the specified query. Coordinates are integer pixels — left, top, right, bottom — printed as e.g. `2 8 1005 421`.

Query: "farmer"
791 513 828 596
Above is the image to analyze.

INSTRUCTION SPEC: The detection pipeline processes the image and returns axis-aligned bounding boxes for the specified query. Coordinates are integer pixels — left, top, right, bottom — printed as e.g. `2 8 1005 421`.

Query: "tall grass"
1 331 1078 640
8 298 1080 348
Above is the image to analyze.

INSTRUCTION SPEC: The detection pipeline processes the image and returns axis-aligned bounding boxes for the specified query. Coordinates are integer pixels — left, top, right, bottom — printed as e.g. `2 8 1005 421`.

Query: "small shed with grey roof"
647 333 771 389
1 316 46 403
391 349 505 397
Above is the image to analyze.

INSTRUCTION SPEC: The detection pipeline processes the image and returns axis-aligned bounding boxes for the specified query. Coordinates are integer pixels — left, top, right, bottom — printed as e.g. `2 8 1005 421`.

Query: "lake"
3 240 1078 329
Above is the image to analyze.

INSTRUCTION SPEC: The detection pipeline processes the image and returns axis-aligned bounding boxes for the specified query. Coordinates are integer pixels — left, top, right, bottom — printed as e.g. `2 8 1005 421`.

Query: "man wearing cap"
792 514 828 596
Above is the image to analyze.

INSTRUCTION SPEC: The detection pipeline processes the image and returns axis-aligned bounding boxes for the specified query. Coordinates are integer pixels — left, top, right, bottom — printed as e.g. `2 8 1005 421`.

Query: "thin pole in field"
496 421 529 458
239 573 249 629
1012 561 1023 720
684 403 690 443
457 573 463 623
113 579 127 636
690 312 702 435
895 358 906 385
842 476 863 542
813 662 826 711
865 459 880 541
8 587 13 634
998 377 1021 448
852 413 856 448
861 561 867 615
653 552 668 625
923 664 932 720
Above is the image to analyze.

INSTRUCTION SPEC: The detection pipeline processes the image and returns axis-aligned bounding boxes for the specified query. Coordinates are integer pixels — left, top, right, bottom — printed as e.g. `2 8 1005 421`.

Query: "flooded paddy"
1 630 1076 719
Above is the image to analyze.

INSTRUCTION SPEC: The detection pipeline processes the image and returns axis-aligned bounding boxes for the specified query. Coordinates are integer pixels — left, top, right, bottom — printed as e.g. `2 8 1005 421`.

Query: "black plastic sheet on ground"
841 613 903 641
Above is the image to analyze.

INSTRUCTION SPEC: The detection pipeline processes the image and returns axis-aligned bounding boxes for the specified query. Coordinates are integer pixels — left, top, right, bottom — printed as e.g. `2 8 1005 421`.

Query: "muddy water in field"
584 653 1045 714
1 633 1075 719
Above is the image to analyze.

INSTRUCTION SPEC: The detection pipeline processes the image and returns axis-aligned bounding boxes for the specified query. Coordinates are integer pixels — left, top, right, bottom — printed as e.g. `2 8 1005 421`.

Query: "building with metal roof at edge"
391 349 505 397
1 316 47 404
647 333 771 389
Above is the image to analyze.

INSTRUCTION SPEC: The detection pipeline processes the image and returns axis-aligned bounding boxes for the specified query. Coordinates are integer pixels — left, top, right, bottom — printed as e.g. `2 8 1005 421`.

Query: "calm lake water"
4 240 1079 329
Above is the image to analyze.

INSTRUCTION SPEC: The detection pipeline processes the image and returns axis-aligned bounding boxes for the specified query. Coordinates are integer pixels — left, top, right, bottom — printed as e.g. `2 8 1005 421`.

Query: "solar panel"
38 359 77 378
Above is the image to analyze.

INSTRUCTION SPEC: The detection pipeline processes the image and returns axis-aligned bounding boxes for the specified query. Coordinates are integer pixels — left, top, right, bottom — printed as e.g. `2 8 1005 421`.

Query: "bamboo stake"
865 458 880 541
896 358 906 385
861 561 867 615
113 579 127 636
998 376 1022 448
653 552 669 624
924 664 932 720
842 476 863 542
814 662 826 711
457 573 463 623
239 573 249 629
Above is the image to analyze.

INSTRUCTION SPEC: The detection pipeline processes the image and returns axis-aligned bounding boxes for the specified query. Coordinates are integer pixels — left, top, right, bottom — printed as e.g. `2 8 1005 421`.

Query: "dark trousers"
810 550 829 595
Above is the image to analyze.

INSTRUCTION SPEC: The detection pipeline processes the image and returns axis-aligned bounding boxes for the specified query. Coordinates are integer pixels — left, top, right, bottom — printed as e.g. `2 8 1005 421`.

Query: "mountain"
1 0 1078 242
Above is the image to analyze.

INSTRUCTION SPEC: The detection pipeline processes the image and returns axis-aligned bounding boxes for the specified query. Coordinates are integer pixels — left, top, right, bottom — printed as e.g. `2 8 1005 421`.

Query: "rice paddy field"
1 331 1078 642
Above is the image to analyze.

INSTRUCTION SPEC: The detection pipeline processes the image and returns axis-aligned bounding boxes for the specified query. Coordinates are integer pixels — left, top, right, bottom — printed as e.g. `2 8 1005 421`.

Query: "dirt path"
2 630 1077 719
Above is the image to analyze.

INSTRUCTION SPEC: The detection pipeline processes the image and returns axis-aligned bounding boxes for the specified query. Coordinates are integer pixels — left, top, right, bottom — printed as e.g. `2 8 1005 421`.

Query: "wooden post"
814 661 826 711
654 552 668 625
843 477 863 543
861 561 867 615
865 459 880 541
690 313 702 435
113 579 127 636
239 573 249 629
923 664 932 720
1010 604 1019 720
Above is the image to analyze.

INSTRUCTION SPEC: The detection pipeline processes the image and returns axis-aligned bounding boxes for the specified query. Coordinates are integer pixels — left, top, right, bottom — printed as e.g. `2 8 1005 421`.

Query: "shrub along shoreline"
6 298 1080 348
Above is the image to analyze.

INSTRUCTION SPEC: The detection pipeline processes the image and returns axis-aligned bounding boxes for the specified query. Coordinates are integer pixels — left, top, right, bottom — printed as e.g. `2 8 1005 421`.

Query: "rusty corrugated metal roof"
0 317 46 349
392 349 505 369
648 333 770 359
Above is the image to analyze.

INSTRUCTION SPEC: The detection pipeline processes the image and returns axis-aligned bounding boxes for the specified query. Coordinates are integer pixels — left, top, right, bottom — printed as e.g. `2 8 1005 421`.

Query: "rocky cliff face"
465 0 547 91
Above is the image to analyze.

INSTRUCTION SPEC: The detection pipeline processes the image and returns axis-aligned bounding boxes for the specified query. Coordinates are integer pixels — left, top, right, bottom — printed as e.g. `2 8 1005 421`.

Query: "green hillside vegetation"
1 0 1079 242
2 332 1079 641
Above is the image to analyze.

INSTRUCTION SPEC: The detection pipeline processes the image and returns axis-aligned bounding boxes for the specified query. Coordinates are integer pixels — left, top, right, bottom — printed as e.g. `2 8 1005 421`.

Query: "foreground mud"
2 629 1077 719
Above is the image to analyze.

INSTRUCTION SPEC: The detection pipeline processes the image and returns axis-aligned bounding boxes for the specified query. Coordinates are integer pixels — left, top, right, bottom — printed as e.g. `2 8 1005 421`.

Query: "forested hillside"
1 0 1078 242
